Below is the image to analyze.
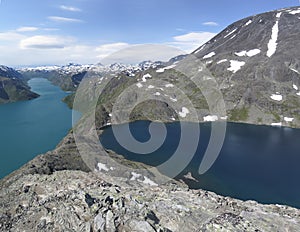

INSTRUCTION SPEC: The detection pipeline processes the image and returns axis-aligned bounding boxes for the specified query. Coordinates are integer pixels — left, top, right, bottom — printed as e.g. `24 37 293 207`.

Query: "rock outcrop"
1 170 300 232
0 65 39 104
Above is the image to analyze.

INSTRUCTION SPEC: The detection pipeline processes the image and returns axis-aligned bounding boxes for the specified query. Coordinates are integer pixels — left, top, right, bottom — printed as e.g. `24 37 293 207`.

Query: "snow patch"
217 59 227 64
293 84 298 90
148 85 155 89
267 21 279 57
224 28 237 38
195 44 206 53
220 116 228 120
290 68 300 74
284 117 294 122
156 64 176 73
206 60 213 64
271 122 282 127
270 94 283 101
229 35 237 40
170 97 177 102
142 73 152 82
203 52 216 59
142 176 158 186
244 20 252 26
97 163 109 172
235 51 247 57
179 107 190 118
289 9 300 15
227 60 246 73
165 84 174 88
246 49 261 57
276 12 282 18
154 92 161 96
130 172 142 181
203 115 218 122
136 83 143 88
235 49 261 57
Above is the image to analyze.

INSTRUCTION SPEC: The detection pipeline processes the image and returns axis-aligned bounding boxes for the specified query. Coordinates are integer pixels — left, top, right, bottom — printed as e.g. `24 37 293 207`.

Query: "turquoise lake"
0 78 78 178
100 121 300 209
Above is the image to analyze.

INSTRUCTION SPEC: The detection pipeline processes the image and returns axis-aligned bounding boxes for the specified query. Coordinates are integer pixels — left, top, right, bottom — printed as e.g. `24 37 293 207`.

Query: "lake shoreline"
0 78 77 178
100 120 300 209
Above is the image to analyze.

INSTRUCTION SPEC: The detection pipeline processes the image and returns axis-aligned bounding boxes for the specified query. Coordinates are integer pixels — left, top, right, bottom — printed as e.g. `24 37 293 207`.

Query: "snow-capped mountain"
190 6 300 126
0 65 23 79
20 60 166 91
20 60 163 77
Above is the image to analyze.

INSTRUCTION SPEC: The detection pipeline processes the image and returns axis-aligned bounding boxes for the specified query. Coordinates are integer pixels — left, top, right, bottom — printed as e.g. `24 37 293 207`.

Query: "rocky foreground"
1 170 300 232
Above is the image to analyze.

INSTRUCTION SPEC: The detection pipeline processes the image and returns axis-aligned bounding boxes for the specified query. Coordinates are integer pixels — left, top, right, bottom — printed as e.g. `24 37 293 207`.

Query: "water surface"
0 78 78 178
100 121 300 208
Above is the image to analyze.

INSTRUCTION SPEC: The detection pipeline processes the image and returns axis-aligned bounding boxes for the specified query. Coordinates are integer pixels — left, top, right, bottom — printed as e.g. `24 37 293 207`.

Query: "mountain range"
19 7 300 127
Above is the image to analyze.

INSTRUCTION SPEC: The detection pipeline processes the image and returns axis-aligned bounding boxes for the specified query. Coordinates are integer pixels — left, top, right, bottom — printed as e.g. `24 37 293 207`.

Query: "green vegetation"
272 112 281 121
229 107 249 121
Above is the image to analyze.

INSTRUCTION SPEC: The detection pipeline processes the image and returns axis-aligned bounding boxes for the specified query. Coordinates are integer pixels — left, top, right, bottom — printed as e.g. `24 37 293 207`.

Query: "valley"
1 4 300 232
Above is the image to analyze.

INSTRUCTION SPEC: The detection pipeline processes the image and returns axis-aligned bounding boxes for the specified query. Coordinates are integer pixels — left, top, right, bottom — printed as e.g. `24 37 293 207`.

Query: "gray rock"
1 170 300 231
124 220 156 232
94 214 105 231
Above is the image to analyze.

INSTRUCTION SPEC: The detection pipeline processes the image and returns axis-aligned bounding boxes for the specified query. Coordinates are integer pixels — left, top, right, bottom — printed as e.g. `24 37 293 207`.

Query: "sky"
0 0 299 67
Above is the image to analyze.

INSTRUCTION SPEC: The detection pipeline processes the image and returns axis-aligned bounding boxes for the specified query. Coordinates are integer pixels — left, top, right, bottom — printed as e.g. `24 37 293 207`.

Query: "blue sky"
0 0 299 66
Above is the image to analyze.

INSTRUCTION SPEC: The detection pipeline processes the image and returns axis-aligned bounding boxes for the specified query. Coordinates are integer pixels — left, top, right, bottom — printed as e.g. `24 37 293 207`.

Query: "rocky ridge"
1 170 300 232
0 65 39 104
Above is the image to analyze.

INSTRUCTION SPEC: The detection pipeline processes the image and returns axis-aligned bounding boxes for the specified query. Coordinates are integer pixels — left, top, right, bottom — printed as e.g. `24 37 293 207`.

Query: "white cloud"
0 32 25 41
170 32 216 52
20 35 74 49
96 43 130 59
99 44 185 65
202 21 219 26
48 16 83 23
0 43 99 66
16 27 39 32
60 5 82 12
43 28 60 31
174 32 216 42
0 28 216 66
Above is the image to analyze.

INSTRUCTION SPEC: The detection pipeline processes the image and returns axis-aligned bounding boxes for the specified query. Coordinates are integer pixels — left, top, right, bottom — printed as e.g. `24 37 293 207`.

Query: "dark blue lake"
100 121 300 209
0 78 79 178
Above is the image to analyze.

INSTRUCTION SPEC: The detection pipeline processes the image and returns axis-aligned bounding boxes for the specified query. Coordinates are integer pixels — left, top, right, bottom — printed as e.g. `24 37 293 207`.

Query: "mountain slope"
88 6 300 128
192 6 300 126
0 65 39 104
61 6 300 129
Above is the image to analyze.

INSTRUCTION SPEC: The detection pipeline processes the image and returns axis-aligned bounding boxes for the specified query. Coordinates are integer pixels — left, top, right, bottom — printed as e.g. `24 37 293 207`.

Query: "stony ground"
1 170 300 232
